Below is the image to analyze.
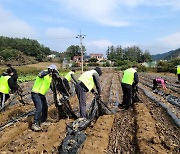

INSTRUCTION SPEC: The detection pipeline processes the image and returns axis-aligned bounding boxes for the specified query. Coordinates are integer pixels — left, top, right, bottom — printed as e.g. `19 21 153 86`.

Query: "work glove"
91 89 95 94
95 93 101 99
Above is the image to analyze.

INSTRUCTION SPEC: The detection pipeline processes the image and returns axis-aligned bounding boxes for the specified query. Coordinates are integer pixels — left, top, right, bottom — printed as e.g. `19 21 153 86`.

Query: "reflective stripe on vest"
32 74 52 95
78 70 96 91
177 67 180 74
65 71 74 82
0 76 11 94
122 68 137 85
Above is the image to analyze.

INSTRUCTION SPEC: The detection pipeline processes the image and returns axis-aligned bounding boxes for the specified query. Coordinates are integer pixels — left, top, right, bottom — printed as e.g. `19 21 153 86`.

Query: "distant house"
62 58 73 68
73 56 82 64
142 61 157 68
47 54 56 58
89 54 104 61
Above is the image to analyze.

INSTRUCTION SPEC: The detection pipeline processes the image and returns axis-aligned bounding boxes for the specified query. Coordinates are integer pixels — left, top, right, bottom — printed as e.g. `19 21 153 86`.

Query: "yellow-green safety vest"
177 67 180 75
122 68 137 85
32 73 52 95
78 70 96 91
65 71 74 82
0 75 11 94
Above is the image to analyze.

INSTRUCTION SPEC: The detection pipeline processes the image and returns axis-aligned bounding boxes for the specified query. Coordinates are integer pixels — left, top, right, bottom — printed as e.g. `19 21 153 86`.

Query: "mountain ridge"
152 48 180 60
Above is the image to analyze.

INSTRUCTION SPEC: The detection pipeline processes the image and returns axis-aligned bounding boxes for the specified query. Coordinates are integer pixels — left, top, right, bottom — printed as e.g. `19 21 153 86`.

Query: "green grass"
1 66 82 83
18 75 36 83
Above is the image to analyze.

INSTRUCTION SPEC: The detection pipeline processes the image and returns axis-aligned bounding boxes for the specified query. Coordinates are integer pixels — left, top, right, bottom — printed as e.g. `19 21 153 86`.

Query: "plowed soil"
0 70 179 154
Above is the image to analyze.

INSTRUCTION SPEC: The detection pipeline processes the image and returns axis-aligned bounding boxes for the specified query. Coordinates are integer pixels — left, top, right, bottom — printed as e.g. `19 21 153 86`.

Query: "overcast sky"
0 0 180 55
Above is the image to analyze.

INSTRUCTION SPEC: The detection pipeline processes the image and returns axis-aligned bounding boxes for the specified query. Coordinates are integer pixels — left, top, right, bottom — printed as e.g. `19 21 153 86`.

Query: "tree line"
0 36 52 63
107 45 151 63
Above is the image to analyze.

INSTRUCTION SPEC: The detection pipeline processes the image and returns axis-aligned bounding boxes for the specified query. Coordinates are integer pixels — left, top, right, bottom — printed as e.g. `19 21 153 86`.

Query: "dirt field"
0 70 179 153
26 62 62 69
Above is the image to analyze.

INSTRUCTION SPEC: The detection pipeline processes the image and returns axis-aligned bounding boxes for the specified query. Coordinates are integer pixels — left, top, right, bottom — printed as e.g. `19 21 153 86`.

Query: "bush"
137 65 147 72
156 61 169 72
72 62 79 67
0 49 24 61
87 62 99 66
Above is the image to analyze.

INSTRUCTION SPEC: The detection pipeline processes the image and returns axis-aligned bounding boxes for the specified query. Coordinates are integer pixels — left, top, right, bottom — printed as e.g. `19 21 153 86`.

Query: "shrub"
87 62 99 66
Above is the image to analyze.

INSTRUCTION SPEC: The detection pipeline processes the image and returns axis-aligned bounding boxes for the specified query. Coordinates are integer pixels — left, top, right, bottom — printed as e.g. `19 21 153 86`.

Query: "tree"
66 45 81 60
157 60 169 72
141 50 152 62
0 36 53 63
106 45 152 64
88 58 98 62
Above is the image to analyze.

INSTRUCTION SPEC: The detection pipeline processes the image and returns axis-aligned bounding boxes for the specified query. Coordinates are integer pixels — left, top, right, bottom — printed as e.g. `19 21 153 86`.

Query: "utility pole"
76 31 85 73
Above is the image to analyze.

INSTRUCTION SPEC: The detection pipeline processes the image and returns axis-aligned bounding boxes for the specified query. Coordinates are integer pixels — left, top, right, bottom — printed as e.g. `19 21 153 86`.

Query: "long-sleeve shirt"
92 71 101 95
155 78 166 88
134 72 139 85
8 77 18 92
78 71 101 95
71 74 77 83
122 71 139 89
10 67 18 80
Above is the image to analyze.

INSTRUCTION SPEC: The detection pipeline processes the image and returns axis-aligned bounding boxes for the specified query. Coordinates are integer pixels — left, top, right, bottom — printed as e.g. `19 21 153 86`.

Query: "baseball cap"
47 64 57 70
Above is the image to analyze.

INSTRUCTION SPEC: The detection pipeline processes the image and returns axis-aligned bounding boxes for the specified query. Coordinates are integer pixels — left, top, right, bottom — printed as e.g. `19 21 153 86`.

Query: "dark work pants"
0 92 10 108
31 92 48 124
121 83 132 110
152 79 158 90
75 83 87 118
178 74 180 81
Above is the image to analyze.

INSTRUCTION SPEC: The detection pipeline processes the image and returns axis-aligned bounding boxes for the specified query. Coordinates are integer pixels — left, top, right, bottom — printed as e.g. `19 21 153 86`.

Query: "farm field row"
0 70 179 153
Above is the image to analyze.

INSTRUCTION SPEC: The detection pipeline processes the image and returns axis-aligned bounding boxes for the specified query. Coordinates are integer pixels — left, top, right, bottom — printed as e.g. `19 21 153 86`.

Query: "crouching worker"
119 65 139 110
31 64 58 131
75 67 102 118
63 69 77 95
152 77 167 90
176 65 180 83
0 69 18 110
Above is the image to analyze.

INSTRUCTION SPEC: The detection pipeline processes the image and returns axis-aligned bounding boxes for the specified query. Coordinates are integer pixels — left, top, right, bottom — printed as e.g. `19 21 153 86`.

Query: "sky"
0 0 180 56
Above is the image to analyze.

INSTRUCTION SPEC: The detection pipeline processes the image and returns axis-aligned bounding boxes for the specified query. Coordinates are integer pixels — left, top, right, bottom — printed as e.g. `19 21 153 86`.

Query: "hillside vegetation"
0 36 57 65
152 48 180 60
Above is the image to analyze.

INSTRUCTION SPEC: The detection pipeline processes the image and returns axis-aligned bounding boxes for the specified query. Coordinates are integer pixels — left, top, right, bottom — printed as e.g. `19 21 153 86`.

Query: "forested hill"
152 48 180 61
0 36 57 65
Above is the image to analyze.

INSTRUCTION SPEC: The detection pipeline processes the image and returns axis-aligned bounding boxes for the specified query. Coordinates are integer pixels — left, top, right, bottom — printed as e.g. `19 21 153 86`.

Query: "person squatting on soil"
31 64 58 131
0 68 18 109
152 77 167 90
75 67 102 118
176 65 180 82
63 69 77 95
119 65 139 110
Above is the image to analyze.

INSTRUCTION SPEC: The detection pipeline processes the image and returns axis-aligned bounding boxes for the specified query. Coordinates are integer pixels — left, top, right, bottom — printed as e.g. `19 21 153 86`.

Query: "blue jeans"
31 92 48 124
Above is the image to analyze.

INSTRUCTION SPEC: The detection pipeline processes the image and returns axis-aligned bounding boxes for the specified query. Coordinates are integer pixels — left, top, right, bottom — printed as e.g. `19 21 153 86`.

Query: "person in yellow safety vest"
31 64 58 131
63 69 77 95
0 68 18 110
119 65 139 110
75 67 102 118
176 65 180 82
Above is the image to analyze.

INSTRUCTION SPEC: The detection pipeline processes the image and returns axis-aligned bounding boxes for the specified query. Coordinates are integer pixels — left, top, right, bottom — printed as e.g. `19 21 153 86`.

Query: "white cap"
47 64 57 70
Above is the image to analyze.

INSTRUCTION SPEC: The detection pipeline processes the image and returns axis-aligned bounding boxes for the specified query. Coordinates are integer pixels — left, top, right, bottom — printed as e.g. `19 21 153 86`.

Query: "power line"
30 36 76 40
